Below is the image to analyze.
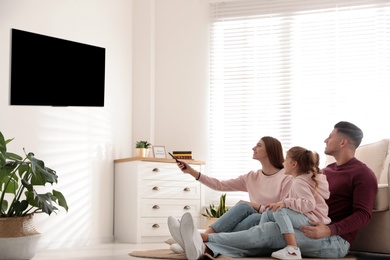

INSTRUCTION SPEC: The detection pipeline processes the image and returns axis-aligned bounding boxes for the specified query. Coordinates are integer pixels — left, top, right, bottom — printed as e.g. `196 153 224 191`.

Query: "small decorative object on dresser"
113 157 205 243
135 140 151 158
152 146 166 158
172 151 192 159
0 131 69 260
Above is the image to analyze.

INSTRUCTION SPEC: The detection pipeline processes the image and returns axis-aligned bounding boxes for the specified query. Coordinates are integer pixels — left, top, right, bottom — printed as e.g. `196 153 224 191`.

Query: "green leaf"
6 152 23 161
203 193 228 218
17 163 31 179
11 200 28 216
0 131 68 217
52 190 69 212
21 178 33 191
27 152 58 185
135 140 151 148
0 162 19 193
0 132 6 155
0 135 17 168
26 191 56 215
0 200 8 216
205 208 211 217
0 175 18 193
210 205 217 217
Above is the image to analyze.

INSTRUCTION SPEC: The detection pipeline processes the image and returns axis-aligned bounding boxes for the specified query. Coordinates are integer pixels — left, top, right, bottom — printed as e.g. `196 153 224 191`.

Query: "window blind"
208 0 390 205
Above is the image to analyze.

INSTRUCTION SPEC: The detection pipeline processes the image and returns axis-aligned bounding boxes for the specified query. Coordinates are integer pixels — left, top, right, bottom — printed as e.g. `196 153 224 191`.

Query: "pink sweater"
198 169 293 213
283 173 331 224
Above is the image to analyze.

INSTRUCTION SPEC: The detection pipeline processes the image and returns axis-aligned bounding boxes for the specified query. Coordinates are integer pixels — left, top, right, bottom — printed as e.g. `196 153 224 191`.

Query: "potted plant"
0 131 69 259
135 140 151 158
201 193 228 228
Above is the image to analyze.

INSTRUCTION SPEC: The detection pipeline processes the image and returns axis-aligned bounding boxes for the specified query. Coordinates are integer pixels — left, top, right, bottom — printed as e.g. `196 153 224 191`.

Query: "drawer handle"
152 186 159 191
152 224 160 228
152 205 160 209
183 187 190 192
184 205 190 210
152 168 160 172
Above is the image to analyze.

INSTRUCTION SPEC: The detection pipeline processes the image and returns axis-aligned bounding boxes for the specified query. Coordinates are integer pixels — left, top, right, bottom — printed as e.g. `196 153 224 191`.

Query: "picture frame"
153 146 167 158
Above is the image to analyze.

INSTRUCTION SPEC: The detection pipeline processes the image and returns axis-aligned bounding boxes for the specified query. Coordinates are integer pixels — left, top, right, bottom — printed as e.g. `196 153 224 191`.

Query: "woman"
173 136 293 236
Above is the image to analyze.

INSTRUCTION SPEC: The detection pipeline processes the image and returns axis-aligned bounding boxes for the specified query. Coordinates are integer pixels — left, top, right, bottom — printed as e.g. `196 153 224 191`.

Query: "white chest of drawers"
114 158 204 243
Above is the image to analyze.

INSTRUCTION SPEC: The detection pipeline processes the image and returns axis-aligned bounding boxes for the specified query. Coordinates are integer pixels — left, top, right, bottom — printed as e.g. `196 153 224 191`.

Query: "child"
259 146 330 260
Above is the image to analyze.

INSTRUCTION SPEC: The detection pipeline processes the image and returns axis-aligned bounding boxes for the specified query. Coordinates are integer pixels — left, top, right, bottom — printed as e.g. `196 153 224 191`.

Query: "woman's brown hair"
262 136 284 169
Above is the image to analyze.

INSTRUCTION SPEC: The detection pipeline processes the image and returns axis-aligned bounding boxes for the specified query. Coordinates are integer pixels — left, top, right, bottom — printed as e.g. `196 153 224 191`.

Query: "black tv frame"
10 28 106 107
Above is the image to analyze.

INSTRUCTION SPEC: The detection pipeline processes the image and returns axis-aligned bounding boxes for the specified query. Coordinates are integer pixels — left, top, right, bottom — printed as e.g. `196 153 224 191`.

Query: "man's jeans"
207 221 350 258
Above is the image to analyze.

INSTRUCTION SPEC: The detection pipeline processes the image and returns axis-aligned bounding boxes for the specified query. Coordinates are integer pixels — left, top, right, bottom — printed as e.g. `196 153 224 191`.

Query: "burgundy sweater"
324 158 378 244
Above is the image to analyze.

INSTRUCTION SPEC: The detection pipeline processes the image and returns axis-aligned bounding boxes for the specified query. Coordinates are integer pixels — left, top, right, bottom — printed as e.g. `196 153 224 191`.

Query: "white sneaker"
167 216 185 251
164 237 176 245
170 243 185 254
271 245 302 259
180 212 205 260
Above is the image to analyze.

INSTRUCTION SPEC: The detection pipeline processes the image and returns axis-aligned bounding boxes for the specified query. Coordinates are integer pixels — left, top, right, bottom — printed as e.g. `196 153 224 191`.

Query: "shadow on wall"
31 106 114 249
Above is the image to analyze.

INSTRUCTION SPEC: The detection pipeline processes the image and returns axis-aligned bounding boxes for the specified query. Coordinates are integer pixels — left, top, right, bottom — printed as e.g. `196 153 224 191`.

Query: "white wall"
0 0 210 250
154 0 209 160
0 0 133 249
132 0 209 162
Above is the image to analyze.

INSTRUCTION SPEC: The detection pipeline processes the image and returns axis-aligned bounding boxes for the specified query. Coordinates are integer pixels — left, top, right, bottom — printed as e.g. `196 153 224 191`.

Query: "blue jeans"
210 201 261 233
206 222 350 258
259 208 309 234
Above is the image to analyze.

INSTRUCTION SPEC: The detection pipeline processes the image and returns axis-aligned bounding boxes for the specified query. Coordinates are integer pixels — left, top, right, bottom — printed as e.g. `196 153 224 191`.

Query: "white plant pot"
0 234 41 260
0 214 41 259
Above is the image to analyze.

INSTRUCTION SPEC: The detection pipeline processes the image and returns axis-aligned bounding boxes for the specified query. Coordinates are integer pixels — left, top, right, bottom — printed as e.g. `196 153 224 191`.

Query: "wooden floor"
32 242 390 260
34 243 168 260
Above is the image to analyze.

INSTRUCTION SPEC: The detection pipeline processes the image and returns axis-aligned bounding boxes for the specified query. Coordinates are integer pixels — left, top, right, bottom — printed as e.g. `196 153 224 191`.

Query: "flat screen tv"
10 28 106 106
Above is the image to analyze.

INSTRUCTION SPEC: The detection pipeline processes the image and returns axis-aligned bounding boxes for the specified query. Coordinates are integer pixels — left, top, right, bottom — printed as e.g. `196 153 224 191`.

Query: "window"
209 0 390 204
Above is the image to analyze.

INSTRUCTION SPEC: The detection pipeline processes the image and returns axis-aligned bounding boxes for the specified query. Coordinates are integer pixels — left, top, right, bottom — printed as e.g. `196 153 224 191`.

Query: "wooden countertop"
114 157 205 165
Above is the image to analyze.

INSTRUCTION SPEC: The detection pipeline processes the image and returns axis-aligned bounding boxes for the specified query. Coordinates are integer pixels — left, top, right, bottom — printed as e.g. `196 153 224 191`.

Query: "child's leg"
270 208 307 259
272 208 309 246
259 208 273 225
274 208 310 230
283 233 298 247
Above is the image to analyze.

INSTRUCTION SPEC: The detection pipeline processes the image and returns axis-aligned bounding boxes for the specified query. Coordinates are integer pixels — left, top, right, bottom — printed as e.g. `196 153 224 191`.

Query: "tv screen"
10 28 106 106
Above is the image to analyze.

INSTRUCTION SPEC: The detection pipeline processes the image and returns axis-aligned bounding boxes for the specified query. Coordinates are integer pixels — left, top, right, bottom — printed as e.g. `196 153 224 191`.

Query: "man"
169 121 378 259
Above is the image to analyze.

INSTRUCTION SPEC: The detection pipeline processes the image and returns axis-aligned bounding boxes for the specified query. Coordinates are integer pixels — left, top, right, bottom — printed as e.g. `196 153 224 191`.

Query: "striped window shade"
208 0 390 205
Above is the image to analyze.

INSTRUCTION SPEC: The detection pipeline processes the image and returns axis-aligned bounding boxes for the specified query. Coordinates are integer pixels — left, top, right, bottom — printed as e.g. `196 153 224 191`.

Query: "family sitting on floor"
167 121 377 260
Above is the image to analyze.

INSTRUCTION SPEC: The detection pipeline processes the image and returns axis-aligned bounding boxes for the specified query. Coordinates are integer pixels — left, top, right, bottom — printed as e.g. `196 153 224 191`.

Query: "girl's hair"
262 136 284 169
287 146 322 189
